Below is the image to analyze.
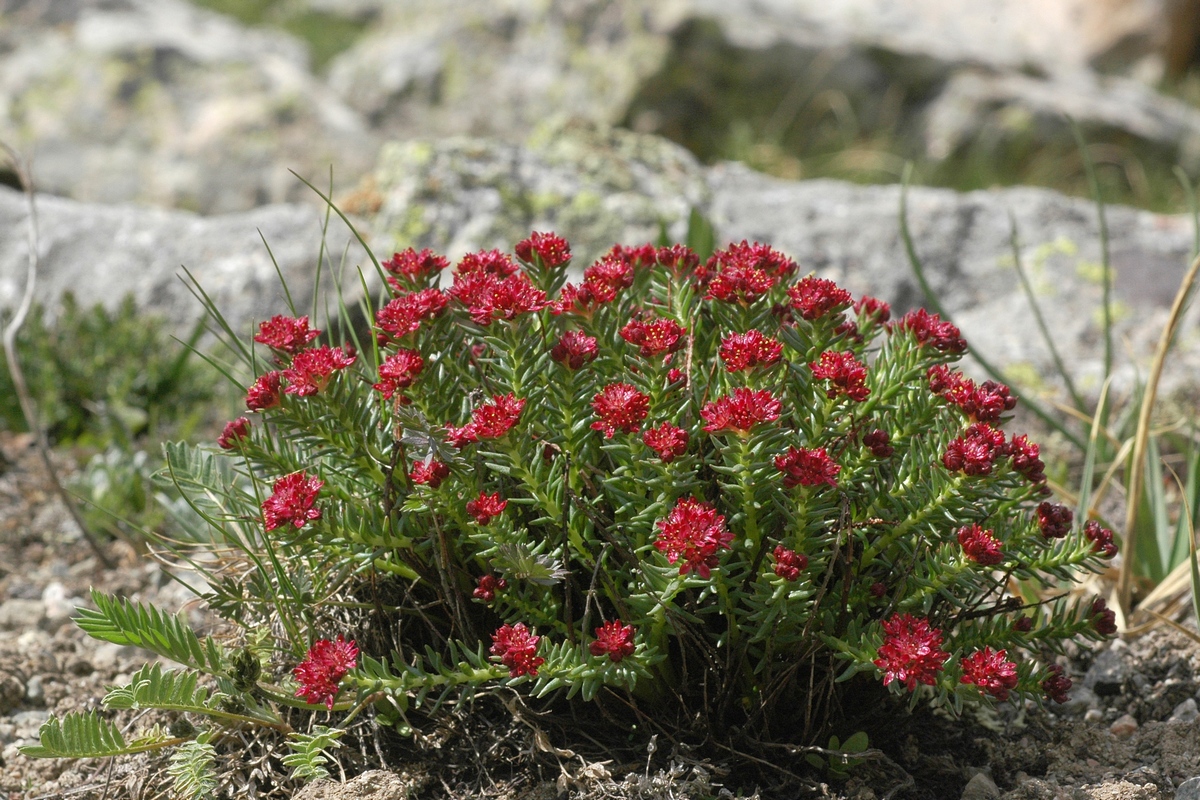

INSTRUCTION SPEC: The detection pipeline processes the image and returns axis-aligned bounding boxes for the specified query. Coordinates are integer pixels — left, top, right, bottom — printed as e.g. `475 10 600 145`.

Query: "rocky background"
5 1 1200 798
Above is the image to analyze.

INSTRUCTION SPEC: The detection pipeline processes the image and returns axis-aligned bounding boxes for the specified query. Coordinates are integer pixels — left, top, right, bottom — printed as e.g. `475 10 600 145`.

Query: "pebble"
1170 698 1199 723
1109 713 1139 739
960 772 1000 800
11 709 50 739
1058 686 1100 716
0 599 45 631
24 674 43 704
0 721 14 745
41 581 84 627
1084 708 1104 723
91 642 143 673
1084 649 1128 696
1176 776 1200 800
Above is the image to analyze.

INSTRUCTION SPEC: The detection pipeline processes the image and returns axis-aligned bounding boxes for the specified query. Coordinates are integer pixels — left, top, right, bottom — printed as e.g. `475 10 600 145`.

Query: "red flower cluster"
942 423 1007 476
490 622 544 678
654 497 734 578
293 635 358 710
255 315 321 354
642 422 689 463
382 248 449 290
927 366 1017 423
862 429 893 458
582 257 634 302
810 350 870 401
772 546 808 581
466 491 507 524
957 523 1003 566
589 620 636 662
775 446 840 488
473 574 508 602
787 276 852 321
456 249 520 277
605 243 659 271
1084 520 1118 558
450 269 547 326
453 393 526 442
515 232 571 269
262 472 324 531
373 349 424 400
873 613 949 691
1042 664 1072 703
700 388 782 436
283 345 357 397
1091 598 1117 635
719 330 783 372
376 289 448 339
854 295 891 322
959 647 1019 701
550 330 599 369
620 317 686 358
410 460 450 488
655 243 699 276
893 308 967 353
701 241 794 304
217 417 251 449
1037 502 1073 539
245 371 282 411
1008 434 1046 484
591 383 650 438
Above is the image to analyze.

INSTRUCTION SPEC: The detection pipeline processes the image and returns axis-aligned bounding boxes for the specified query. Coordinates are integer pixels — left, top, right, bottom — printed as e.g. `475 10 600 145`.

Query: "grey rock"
1109 713 1139 738
1176 776 1200 800
1169 697 1199 723
1084 649 1129 696
0 599 45 632
40 581 83 627
23 675 43 705
294 769 414 800
1058 686 1101 717
961 772 1001 800
0 721 15 746
90 642 147 674
10 709 50 739
0 187 366 339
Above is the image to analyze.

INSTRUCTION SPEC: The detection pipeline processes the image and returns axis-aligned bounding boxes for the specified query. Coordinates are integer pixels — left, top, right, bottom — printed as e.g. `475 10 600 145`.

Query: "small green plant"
24 220 1117 789
804 731 869 779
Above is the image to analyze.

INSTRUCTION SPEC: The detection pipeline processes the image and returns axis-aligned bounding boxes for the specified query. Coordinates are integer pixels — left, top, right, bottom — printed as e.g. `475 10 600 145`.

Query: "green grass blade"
1069 119 1113 380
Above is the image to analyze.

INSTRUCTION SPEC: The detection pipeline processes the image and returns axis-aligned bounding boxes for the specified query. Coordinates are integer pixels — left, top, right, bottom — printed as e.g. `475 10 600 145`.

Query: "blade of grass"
1172 166 1199 259
1116 249 1200 616
899 166 1085 451
1069 119 1113 380
1075 376 1114 528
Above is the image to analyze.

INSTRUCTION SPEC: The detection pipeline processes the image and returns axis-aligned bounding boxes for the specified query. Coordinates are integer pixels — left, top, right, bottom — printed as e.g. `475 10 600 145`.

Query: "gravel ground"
3 431 1200 800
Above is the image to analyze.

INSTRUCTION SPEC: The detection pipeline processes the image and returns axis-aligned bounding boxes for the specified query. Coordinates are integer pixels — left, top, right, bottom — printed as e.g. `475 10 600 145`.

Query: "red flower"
383 248 449 290
642 422 689 463
472 574 508 602
515 232 571 269
283 345 357 397
410 460 450 488
873 613 949 692
957 523 1003 566
959 647 1019 701
550 330 598 369
490 622 544 678
450 270 547 326
654 497 734 578
590 383 650 438
373 349 424 400
869 581 888 598
1091 598 1117 636
775 446 840 488
854 295 891 322
1013 616 1034 633
589 620 636 662
605 243 659 271
892 308 967 353
1084 520 1118 558
582 257 634 303
293 635 358 710
445 423 476 449
376 289 448 339
699 241 795 284
772 545 808 581
620 318 686 358
719 330 783 372
655 244 699 276
467 393 526 440
456 249 520 277
1008 434 1046 484
810 350 870 401
262 472 324 531
700 388 782 436
862 429 893 458
942 423 1006 476
1036 501 1073 538
1042 664 1072 704
245 371 283 411
217 417 251 449
254 315 321 354
787 276 852 321
466 491 507 524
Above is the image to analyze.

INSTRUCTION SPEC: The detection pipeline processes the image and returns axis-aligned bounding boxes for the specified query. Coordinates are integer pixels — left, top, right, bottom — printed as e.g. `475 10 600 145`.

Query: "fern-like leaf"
283 726 344 782
75 590 224 675
166 733 217 800
104 663 213 714
19 712 129 758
